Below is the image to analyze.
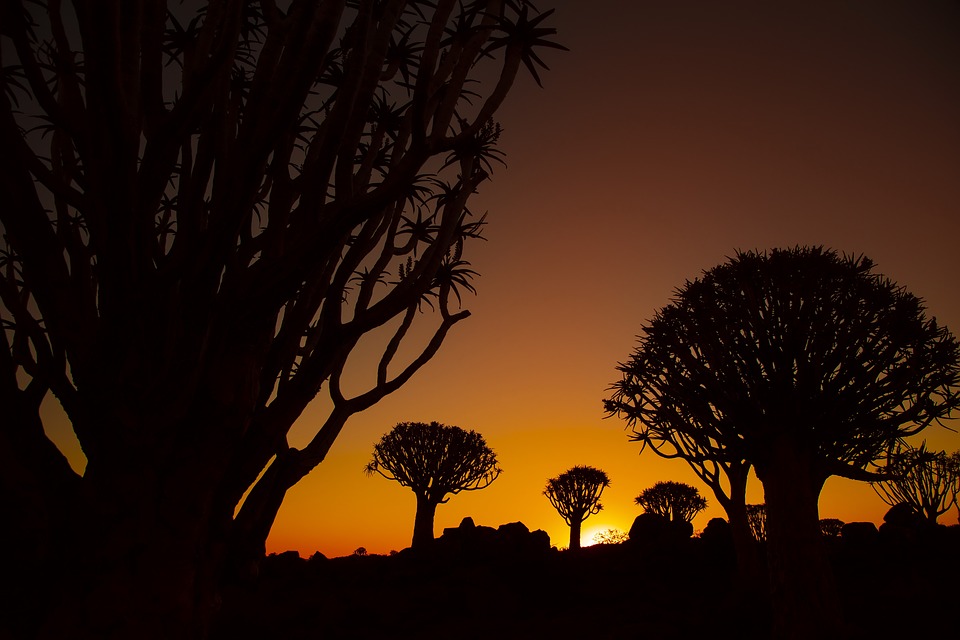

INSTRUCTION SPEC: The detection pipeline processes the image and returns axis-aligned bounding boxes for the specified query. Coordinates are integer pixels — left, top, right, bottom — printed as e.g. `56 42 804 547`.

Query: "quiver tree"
366 421 501 548
605 247 960 639
0 2 564 637
634 480 707 523
544 465 610 550
871 444 960 523
819 518 844 538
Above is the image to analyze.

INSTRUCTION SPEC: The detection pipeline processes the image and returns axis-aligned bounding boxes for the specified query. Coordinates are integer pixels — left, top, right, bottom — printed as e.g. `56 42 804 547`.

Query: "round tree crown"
366 421 501 503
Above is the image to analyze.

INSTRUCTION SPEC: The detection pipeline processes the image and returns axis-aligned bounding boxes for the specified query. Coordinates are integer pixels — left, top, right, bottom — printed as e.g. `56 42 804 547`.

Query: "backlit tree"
366 421 501 548
605 247 960 639
634 480 708 523
0 2 564 637
819 518 844 538
746 504 767 542
871 444 960 523
544 465 610 550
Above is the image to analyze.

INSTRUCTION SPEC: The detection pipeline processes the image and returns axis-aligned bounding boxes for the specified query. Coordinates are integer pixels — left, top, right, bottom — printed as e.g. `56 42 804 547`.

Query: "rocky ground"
212 517 959 639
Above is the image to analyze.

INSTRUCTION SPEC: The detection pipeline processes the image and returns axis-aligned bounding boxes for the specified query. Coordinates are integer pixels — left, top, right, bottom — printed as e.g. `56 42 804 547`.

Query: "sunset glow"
39 1 960 561
256 1 960 557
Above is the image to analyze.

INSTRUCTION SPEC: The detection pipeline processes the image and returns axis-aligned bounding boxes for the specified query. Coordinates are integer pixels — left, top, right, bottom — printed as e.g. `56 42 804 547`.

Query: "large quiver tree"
366 420 501 548
606 247 960 639
0 2 564 638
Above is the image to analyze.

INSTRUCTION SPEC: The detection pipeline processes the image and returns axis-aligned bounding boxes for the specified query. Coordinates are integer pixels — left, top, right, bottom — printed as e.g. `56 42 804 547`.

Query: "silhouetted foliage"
366 421 500 548
635 480 708 523
746 504 767 542
593 528 629 545
871 445 960 523
544 465 610 550
605 246 960 639
819 518 845 538
0 2 563 637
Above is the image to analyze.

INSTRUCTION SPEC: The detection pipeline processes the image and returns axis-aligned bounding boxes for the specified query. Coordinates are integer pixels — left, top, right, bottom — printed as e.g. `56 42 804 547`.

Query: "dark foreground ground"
212 520 960 640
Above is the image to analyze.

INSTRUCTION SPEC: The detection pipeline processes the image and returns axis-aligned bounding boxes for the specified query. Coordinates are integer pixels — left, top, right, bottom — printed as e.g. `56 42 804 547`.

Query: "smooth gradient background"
264 0 960 556
45 0 960 557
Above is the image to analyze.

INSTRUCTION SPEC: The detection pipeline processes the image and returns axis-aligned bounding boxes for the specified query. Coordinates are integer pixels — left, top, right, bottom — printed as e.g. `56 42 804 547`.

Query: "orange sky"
45 1 960 557
261 0 960 557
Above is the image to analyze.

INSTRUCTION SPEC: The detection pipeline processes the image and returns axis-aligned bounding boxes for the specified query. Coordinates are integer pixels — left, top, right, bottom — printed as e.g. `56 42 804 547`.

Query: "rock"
628 513 693 546
840 521 878 546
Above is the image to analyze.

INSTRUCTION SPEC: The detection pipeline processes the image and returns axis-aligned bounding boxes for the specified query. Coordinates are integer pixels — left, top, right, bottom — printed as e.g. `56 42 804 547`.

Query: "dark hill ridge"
213 517 960 639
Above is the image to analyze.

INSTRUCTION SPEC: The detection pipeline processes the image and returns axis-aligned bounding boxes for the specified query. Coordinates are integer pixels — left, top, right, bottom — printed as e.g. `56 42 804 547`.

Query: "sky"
258 0 960 557
41 1 960 557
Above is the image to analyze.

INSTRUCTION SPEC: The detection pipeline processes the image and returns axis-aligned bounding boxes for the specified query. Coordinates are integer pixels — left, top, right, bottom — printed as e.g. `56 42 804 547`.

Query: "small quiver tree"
635 481 708 523
746 504 767 542
544 465 610 550
819 519 845 538
366 421 501 549
871 444 960 523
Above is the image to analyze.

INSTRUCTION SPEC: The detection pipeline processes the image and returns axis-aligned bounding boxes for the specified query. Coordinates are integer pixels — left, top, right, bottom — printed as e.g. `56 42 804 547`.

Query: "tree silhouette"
819 518 845 538
592 528 629 545
544 465 610 550
605 247 960 639
0 3 564 637
871 444 960 523
366 421 500 549
634 481 708 523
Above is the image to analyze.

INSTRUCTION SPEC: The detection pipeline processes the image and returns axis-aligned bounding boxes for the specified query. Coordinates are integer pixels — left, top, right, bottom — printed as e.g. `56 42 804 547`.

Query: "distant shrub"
746 504 766 541
819 518 845 538
592 528 629 545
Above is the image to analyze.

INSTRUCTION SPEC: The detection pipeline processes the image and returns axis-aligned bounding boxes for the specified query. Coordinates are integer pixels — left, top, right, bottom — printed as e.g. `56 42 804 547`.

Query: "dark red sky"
101 0 956 557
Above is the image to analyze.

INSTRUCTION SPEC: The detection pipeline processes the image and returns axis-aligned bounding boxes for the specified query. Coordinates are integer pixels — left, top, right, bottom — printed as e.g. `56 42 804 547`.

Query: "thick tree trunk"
412 495 438 549
569 519 582 550
724 498 765 584
0 393 81 639
34 342 261 640
756 439 843 640
38 467 228 640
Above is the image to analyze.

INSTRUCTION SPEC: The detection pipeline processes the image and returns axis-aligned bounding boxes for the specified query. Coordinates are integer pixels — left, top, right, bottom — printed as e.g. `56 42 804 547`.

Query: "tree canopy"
606 247 960 488
0 2 563 637
634 480 708 523
544 465 610 550
605 246 960 639
367 421 500 548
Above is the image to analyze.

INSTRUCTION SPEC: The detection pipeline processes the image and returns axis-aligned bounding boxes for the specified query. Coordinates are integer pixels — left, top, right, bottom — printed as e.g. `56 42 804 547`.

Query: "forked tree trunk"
756 438 843 640
713 467 764 584
412 495 439 549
